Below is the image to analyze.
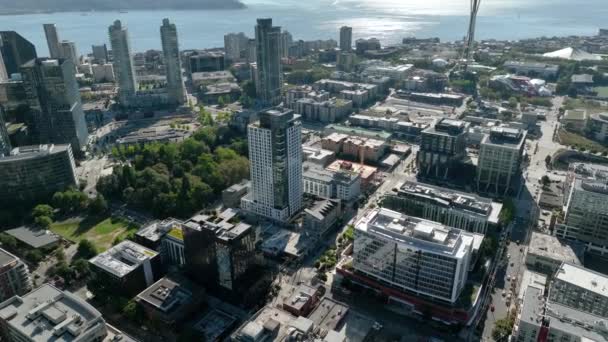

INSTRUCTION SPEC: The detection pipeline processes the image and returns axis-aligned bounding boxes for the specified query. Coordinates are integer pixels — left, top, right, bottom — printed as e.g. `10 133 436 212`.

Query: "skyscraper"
0 106 11 156
43 24 61 59
241 108 303 222
160 18 186 106
0 51 7 81
60 40 78 63
91 44 109 64
476 127 526 195
279 30 293 58
0 31 37 76
20 58 88 152
108 20 137 106
224 32 248 62
339 26 353 51
255 18 283 106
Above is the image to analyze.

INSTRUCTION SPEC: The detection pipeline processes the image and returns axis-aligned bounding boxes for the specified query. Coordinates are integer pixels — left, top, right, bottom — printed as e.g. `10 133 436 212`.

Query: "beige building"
525 232 584 276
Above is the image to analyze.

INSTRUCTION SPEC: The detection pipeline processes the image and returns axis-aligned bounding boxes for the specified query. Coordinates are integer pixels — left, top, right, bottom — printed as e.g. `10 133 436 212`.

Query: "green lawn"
558 129 608 154
50 216 138 252
594 86 608 98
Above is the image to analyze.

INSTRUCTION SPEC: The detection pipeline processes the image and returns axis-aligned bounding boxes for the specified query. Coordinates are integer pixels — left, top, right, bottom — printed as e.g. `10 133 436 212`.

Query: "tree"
25 250 44 264
71 258 91 279
32 204 54 220
217 95 226 107
507 97 518 109
76 239 97 259
499 199 516 226
122 299 144 323
35 216 53 229
541 175 551 187
89 195 108 215
545 155 552 166
177 328 206 342
492 316 515 340
54 246 66 262
0 233 17 251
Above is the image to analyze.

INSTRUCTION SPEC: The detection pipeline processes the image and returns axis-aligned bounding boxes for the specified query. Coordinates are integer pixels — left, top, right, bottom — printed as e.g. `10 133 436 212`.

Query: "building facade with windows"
0 248 32 302
241 108 303 222
352 207 477 304
477 127 526 196
417 118 469 180
160 19 186 105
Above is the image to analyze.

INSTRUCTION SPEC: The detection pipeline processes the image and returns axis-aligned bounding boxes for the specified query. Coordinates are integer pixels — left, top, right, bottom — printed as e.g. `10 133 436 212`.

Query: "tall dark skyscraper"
160 18 186 105
43 24 62 59
255 18 283 106
340 26 353 51
21 58 89 153
0 31 37 77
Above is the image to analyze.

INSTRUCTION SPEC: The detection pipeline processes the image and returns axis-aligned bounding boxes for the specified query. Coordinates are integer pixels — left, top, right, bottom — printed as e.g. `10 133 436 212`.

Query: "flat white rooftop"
555 263 608 298
89 240 157 278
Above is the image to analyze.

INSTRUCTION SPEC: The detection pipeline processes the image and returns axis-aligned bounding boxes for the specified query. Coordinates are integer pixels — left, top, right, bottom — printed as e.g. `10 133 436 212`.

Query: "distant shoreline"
0 4 246 16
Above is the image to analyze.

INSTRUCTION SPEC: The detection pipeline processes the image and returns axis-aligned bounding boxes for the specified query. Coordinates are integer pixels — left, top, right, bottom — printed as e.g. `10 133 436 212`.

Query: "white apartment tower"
160 18 186 105
241 108 303 222
108 20 137 106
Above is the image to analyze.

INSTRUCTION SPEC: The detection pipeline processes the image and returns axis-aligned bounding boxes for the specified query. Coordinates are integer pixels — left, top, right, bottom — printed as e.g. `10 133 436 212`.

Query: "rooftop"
308 298 349 334
232 306 295 341
305 199 340 221
355 207 476 257
185 208 252 243
326 159 377 180
519 285 545 327
483 127 526 148
424 118 468 136
136 276 201 315
554 263 608 298
396 180 501 221
5 226 60 249
546 300 608 341
0 284 105 342
135 219 183 244
194 309 238 342
528 232 584 265
89 240 158 278
563 109 588 121
569 163 608 195
0 144 71 164
0 248 18 268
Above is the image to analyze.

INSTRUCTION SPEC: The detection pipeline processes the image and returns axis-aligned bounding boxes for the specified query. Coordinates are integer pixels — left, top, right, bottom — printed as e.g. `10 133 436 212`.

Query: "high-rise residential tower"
20 58 88 152
0 51 7 81
241 108 303 222
255 18 283 106
108 20 137 106
43 24 61 59
60 40 78 63
91 44 109 64
160 18 186 105
0 31 37 77
223 32 248 62
339 26 353 51
0 106 10 156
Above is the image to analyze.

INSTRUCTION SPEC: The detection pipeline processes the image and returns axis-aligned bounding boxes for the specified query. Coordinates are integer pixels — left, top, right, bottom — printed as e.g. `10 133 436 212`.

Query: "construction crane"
462 0 482 72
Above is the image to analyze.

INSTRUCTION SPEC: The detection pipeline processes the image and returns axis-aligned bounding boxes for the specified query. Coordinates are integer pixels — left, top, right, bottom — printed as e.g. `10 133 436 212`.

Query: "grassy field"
594 87 608 98
50 216 138 252
557 129 608 154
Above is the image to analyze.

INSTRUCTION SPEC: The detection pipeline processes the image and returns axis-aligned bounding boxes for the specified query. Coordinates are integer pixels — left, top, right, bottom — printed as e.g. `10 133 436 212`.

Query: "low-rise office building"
303 198 342 237
349 114 429 141
321 132 388 164
222 180 250 208
383 180 502 234
294 97 353 123
352 207 479 304
561 109 588 133
303 164 361 201
89 240 162 296
503 61 559 78
525 232 584 276
0 248 32 302
0 284 109 342
136 275 204 325
0 144 77 205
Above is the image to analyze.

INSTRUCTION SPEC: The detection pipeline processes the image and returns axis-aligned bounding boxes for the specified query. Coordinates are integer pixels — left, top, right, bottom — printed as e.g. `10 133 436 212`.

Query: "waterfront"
0 0 606 53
